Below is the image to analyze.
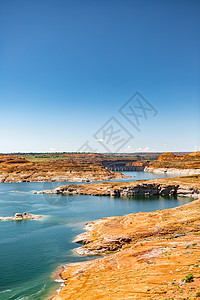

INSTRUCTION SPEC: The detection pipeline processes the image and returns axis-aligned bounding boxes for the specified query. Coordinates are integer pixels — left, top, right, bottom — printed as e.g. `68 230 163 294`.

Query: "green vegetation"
182 273 194 283
22 152 159 163
195 292 200 297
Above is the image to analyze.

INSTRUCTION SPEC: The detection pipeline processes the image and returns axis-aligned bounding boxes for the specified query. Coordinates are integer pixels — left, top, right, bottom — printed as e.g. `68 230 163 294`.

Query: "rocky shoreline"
144 166 200 175
52 197 200 300
0 174 125 183
38 175 200 198
49 175 200 299
74 198 200 256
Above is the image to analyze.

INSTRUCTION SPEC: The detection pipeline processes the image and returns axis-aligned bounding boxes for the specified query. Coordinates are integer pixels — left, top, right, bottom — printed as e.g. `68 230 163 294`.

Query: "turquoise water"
0 172 193 299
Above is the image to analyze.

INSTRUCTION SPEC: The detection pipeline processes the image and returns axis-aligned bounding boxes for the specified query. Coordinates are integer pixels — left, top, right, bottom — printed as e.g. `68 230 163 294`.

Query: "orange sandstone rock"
52 198 200 300
0 155 125 182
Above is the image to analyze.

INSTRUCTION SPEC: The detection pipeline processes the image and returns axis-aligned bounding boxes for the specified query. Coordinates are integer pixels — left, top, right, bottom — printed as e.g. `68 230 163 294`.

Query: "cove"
0 172 193 299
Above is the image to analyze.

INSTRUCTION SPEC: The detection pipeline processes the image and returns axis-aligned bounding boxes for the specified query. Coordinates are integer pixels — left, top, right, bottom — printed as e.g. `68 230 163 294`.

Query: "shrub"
185 273 194 283
196 291 200 297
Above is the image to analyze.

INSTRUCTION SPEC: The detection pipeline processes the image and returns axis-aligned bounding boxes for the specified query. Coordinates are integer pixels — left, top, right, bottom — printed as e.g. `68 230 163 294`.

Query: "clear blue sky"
0 0 199 153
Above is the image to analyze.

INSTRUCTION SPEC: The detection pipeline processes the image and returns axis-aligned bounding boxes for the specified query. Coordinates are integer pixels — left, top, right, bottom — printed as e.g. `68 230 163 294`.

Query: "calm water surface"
0 172 193 299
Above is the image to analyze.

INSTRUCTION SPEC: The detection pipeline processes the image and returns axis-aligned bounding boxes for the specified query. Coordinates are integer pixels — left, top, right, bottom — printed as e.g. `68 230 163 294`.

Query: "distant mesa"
158 152 176 161
148 151 200 171
158 151 200 162
184 151 200 160
0 156 29 164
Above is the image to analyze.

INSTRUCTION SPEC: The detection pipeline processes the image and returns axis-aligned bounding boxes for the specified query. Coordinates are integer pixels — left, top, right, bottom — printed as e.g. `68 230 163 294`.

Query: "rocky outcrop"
39 175 200 198
0 212 43 221
73 198 200 255
52 198 200 300
157 152 176 161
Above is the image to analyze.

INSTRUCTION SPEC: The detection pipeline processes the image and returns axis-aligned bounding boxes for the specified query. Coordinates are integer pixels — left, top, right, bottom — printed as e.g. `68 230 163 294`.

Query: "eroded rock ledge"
39 175 200 198
74 197 200 255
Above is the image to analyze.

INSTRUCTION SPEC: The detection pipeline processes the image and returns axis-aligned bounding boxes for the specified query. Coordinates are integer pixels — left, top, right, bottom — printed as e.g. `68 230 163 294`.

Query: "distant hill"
149 152 200 169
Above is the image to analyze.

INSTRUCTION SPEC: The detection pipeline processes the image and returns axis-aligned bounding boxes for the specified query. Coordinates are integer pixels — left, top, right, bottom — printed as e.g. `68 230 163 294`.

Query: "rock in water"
15 213 23 218
0 213 43 221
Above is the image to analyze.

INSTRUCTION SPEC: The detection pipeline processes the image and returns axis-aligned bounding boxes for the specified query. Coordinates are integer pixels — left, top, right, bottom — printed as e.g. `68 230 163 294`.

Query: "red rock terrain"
40 175 200 197
0 155 125 182
149 151 200 169
52 197 200 300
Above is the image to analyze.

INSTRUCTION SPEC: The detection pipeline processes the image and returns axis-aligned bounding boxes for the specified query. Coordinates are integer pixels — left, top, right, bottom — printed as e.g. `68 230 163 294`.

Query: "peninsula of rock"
52 197 200 300
39 175 200 198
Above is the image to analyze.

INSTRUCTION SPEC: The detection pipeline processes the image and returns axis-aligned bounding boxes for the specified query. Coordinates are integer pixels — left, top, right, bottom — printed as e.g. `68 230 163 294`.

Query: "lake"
0 171 193 299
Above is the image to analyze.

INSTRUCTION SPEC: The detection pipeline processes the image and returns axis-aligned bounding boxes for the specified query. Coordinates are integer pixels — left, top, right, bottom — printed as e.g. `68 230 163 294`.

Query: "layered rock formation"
39 175 200 198
143 152 200 175
144 166 200 175
0 155 125 182
147 151 200 171
144 152 200 175
52 199 200 300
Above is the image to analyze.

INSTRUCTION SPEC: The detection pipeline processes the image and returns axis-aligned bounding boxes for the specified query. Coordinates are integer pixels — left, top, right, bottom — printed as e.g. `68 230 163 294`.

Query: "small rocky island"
0 212 43 221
